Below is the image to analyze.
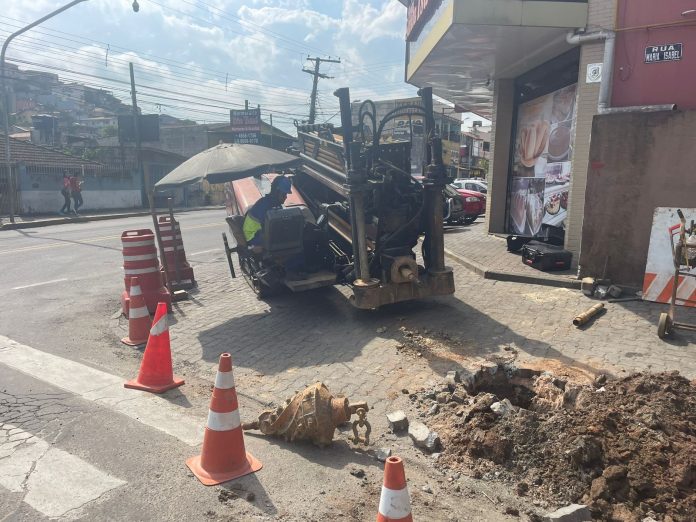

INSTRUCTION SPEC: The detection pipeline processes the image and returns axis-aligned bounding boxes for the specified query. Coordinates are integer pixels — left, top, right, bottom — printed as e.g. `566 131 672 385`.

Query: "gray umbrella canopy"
154 143 301 190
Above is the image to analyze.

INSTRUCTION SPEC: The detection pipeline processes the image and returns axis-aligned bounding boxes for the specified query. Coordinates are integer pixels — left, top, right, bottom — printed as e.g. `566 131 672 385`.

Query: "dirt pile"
419 368 696 521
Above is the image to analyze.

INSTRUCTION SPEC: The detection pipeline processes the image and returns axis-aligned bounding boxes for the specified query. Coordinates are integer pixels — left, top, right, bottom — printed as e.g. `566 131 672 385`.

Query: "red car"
445 184 485 225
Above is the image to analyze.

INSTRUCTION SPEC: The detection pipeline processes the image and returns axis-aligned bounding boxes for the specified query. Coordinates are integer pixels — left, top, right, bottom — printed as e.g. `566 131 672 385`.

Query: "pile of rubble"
408 365 696 522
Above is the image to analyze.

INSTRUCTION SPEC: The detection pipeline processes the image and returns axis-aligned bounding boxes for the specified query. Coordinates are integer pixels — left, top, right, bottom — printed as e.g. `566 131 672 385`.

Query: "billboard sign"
118 114 160 143
230 108 261 144
508 83 577 235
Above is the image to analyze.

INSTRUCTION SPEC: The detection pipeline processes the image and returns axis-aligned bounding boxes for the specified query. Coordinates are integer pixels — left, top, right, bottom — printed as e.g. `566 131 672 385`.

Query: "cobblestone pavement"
443 218 579 287
110 243 696 520
166 250 696 416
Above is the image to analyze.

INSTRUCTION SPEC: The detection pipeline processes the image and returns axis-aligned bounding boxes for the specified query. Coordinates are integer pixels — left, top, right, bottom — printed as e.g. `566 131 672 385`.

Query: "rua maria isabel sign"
645 43 682 63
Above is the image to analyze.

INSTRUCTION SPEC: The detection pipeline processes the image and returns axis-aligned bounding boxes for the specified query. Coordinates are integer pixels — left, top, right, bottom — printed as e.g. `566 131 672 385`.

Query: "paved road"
0 209 226 362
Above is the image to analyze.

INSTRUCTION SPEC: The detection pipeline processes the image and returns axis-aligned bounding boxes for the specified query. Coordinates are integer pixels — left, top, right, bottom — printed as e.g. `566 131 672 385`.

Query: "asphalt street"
0 209 226 362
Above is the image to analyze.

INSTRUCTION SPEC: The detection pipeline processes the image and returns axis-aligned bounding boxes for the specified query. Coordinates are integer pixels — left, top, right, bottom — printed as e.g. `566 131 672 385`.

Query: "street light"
1 0 139 223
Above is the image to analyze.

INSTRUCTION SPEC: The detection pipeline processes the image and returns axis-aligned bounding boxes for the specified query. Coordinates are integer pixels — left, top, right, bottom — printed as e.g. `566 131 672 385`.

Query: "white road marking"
12 278 68 290
0 425 125 518
0 335 203 446
189 248 221 256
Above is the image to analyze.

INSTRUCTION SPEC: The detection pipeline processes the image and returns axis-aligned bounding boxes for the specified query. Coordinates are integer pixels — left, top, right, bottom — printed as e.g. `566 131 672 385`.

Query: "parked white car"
453 178 487 194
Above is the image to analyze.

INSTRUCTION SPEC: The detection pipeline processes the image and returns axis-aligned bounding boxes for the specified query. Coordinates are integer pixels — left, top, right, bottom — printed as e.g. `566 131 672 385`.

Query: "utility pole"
129 62 145 205
302 56 340 124
269 113 273 149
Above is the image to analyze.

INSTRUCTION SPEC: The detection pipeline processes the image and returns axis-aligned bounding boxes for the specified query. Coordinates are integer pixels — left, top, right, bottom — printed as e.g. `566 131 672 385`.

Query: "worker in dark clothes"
243 175 292 250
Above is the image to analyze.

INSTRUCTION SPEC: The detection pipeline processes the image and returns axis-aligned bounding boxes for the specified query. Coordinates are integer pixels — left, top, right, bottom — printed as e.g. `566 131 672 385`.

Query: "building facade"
400 0 696 283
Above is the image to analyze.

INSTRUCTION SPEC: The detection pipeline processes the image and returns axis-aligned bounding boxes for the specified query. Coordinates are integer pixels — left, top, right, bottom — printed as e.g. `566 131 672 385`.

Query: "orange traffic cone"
376 456 413 522
121 277 151 346
186 353 262 485
124 302 184 393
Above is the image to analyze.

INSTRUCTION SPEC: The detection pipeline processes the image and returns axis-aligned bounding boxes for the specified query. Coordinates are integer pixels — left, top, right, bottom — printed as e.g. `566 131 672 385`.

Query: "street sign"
644 43 683 64
229 108 261 144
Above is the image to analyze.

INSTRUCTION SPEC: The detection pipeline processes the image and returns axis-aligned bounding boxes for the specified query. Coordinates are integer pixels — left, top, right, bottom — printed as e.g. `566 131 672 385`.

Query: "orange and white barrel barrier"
120 229 171 315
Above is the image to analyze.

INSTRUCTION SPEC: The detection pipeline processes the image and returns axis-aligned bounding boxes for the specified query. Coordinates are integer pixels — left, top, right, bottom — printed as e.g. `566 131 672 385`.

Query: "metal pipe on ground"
573 303 605 327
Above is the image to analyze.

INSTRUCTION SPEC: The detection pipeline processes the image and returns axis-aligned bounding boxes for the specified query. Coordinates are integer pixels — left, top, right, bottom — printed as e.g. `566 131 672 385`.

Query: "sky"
1 0 419 133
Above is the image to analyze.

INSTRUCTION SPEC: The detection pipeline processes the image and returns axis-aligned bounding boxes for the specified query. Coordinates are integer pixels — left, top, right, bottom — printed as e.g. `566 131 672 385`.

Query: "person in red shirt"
59 172 72 215
70 174 83 215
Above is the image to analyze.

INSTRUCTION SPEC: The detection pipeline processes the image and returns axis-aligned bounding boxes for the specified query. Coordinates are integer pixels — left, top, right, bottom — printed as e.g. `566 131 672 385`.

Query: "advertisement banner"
508 84 577 235
230 108 261 145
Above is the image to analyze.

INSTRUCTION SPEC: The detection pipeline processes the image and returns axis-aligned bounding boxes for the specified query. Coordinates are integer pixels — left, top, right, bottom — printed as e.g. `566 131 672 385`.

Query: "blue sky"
2 0 417 132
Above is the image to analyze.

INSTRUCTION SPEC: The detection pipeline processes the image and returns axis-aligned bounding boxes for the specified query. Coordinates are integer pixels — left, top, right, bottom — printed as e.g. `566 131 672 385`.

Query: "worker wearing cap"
243 175 293 248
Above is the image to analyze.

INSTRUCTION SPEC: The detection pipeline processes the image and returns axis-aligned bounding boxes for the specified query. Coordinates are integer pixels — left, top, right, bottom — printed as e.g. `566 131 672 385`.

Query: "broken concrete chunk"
436 392 450 404
375 447 391 462
446 370 461 388
543 504 592 522
427 404 439 416
386 410 409 432
490 398 515 417
408 421 441 452
450 389 467 404
471 392 498 413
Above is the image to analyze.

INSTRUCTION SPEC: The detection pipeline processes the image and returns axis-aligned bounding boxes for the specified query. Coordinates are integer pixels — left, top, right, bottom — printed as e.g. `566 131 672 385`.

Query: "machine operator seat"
225 215 248 250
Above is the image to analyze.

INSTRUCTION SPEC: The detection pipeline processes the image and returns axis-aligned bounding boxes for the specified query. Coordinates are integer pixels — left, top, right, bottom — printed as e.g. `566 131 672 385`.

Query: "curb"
444 248 582 290
0 206 225 231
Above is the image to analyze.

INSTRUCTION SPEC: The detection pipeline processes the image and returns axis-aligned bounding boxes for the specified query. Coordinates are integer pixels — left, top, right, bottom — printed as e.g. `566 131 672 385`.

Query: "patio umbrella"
154 143 301 190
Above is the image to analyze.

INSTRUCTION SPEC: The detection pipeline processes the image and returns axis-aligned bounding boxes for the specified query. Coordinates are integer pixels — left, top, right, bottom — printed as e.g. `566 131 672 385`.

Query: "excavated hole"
467 367 548 409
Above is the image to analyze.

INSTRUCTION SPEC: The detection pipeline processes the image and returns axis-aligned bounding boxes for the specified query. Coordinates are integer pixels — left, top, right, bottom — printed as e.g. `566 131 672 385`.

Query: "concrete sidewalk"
444 217 582 289
0 205 225 231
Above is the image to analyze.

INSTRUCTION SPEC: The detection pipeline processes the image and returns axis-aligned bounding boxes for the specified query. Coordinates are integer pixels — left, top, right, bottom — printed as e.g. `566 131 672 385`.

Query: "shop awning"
404 0 589 117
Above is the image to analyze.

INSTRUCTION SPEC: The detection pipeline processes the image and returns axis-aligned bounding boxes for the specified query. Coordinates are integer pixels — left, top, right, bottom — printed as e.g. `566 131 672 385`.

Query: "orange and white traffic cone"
186 353 262 485
121 277 151 347
124 302 184 393
376 456 413 522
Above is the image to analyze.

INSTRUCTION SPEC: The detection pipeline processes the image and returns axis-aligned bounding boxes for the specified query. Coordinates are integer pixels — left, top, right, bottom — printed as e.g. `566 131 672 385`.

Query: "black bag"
521 241 572 271
506 235 534 252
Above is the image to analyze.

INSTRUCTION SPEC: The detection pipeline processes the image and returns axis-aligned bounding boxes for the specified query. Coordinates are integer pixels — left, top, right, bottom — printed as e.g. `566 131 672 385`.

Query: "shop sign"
406 0 439 41
508 84 577 235
644 43 682 64
230 108 261 144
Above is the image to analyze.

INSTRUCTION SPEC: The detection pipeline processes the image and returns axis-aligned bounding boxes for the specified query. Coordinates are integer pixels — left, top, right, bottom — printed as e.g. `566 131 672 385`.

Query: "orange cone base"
121 336 147 347
186 452 262 486
124 375 184 394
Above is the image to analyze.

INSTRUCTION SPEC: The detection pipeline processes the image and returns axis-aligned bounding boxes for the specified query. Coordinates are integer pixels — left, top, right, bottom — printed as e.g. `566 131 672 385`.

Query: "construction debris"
421 368 696 521
543 504 591 522
375 448 392 462
387 410 409 433
241 382 370 447
408 421 440 452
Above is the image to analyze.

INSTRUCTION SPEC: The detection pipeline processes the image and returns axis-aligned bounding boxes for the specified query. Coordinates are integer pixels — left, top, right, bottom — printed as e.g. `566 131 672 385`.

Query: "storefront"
400 0 594 260
507 50 579 237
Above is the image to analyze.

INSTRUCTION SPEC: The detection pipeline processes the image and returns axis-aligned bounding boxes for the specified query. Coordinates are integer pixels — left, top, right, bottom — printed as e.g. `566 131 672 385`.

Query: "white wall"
20 190 142 214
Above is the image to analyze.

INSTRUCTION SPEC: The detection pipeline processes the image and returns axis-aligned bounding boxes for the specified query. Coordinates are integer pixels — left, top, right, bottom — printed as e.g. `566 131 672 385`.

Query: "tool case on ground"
507 225 565 253
521 241 572 271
